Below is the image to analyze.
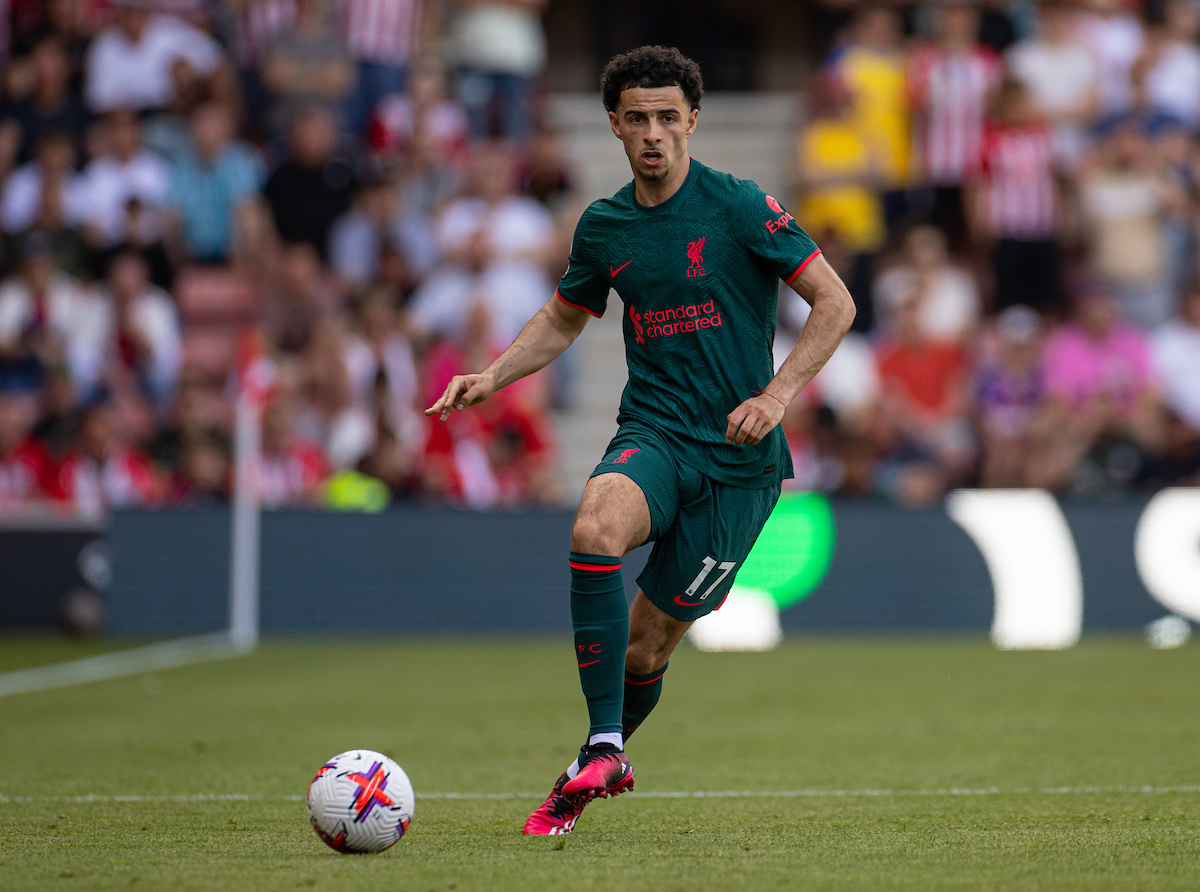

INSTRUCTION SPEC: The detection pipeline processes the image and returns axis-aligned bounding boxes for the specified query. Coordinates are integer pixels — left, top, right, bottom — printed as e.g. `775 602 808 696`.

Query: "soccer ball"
307 749 415 853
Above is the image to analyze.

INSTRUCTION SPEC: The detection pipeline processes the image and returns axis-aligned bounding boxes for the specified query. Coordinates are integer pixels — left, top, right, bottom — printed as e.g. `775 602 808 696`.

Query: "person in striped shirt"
971 77 1064 315
908 0 1003 246
341 0 425 136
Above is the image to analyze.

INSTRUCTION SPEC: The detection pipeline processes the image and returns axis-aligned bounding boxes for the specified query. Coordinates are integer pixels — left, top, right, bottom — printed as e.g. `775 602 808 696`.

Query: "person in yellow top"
796 71 887 257
826 4 913 219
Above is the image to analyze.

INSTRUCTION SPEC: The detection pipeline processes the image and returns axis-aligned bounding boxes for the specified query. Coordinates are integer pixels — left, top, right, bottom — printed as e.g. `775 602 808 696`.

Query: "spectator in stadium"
794 71 884 327
165 101 264 264
261 241 340 356
1028 281 1164 491
330 174 431 293
517 124 576 215
258 363 329 507
30 362 79 461
974 304 1045 487
296 321 376 471
446 0 548 141
2 177 88 279
167 426 230 505
826 4 911 227
410 143 557 347
8 0 95 89
972 77 1063 314
1006 1 1098 165
78 110 168 252
776 290 880 494
1152 284 1200 435
781 402 848 494
84 0 225 115
907 0 1003 244
48 392 162 515
1 129 87 235
226 0 298 139
262 105 361 257
327 176 399 288
393 122 464 271
148 375 228 474
1074 0 1144 118
872 224 981 345
1139 0 1200 130
874 293 974 505
342 0 425 136
1076 115 1179 328
369 63 470 169
421 298 558 507
3 35 89 166
99 250 182 412
0 232 104 396
261 0 355 135
342 288 421 454
0 387 49 507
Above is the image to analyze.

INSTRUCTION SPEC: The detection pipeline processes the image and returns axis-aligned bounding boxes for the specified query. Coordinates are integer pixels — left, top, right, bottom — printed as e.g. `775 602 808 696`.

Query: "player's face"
609 86 698 184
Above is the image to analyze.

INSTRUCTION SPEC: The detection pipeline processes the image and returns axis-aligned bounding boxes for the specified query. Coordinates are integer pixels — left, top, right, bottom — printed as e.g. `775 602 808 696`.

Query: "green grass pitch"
1 636 1198 890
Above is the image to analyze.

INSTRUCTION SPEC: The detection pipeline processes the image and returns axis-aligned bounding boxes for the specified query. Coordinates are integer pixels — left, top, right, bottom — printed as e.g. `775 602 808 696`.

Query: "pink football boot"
561 743 634 807
522 771 585 835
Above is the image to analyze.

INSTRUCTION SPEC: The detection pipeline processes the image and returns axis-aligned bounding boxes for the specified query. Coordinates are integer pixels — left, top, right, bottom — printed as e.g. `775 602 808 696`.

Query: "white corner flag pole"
0 339 275 699
229 346 274 652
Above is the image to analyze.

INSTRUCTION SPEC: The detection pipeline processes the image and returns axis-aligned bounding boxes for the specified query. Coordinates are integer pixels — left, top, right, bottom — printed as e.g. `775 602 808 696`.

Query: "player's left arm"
726 254 856 445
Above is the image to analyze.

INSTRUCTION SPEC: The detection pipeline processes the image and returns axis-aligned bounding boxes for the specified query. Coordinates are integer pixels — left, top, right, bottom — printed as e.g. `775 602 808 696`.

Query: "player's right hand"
425 374 494 422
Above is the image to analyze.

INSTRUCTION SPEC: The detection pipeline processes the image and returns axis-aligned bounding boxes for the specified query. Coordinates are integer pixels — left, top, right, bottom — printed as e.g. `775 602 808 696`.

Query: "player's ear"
608 110 622 139
685 108 698 138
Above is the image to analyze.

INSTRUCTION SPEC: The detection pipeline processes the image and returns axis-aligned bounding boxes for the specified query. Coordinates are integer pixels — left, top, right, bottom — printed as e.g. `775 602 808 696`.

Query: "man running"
426 46 856 835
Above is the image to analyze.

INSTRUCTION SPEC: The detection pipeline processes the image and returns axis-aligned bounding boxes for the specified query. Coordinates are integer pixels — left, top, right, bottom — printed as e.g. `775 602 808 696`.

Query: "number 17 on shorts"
679 556 737 605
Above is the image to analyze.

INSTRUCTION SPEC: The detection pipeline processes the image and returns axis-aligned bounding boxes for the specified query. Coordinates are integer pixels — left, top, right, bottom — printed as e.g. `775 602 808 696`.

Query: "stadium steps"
546 92 800 498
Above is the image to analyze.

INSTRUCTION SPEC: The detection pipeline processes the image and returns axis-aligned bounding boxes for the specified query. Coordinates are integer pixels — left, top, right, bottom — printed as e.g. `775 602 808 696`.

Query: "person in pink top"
1028 281 1164 490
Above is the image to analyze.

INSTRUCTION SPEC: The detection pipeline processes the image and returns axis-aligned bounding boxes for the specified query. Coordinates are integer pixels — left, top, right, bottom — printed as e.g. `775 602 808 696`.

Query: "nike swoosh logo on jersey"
610 260 633 278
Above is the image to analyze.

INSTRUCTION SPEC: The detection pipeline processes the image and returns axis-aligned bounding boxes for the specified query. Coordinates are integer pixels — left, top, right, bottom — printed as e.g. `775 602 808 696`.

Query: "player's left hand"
725 393 787 446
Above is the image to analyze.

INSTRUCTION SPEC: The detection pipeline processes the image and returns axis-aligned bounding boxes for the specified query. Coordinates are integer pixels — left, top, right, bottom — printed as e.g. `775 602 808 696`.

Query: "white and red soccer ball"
307 750 415 853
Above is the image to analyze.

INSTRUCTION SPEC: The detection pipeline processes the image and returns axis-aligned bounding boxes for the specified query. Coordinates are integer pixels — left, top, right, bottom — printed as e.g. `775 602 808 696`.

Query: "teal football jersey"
556 159 821 488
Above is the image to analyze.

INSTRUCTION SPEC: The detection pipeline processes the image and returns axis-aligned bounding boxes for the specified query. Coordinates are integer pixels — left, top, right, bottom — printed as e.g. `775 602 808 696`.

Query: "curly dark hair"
600 46 704 114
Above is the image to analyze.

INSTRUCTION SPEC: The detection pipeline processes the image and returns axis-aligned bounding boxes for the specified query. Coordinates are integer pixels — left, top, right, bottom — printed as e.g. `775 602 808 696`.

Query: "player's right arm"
425 296 590 422
426 209 611 422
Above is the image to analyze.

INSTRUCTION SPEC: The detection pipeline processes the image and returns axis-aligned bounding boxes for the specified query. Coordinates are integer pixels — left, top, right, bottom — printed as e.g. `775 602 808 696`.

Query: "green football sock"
622 662 668 742
569 551 629 736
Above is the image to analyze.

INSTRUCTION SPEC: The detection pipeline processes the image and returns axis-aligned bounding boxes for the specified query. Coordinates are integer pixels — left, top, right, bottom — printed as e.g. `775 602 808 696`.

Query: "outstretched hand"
725 393 787 446
425 373 495 422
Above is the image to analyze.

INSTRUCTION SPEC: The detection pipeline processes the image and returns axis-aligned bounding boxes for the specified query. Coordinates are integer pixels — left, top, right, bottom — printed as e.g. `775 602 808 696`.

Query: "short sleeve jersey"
557 159 821 489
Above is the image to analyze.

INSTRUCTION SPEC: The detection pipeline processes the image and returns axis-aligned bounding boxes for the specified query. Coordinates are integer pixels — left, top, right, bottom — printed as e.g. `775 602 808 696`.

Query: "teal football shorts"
589 422 781 622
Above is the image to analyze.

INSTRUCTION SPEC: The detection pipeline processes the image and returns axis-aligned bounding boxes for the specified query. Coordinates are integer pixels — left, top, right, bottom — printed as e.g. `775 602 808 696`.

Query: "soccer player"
426 46 856 834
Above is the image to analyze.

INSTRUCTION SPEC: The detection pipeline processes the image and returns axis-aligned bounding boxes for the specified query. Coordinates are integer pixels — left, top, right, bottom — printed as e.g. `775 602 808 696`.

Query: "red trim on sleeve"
556 288 602 318
569 560 622 572
785 249 822 285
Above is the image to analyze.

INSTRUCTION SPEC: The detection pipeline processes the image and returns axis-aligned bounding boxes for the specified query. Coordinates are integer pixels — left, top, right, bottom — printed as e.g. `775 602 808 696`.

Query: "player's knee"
570 514 624 556
625 641 667 676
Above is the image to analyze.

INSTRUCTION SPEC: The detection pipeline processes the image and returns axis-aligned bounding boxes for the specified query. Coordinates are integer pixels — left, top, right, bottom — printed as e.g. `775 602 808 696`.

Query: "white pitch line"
0 633 253 699
3 786 1199 805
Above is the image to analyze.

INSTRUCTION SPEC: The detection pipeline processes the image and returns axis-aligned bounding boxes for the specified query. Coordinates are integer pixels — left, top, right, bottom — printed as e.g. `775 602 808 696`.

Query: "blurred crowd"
0 0 571 516
0 0 1196 519
786 0 1200 504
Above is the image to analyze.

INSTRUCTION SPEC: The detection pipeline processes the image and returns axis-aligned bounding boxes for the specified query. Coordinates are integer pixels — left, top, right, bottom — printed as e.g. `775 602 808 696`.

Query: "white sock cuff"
588 732 624 750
